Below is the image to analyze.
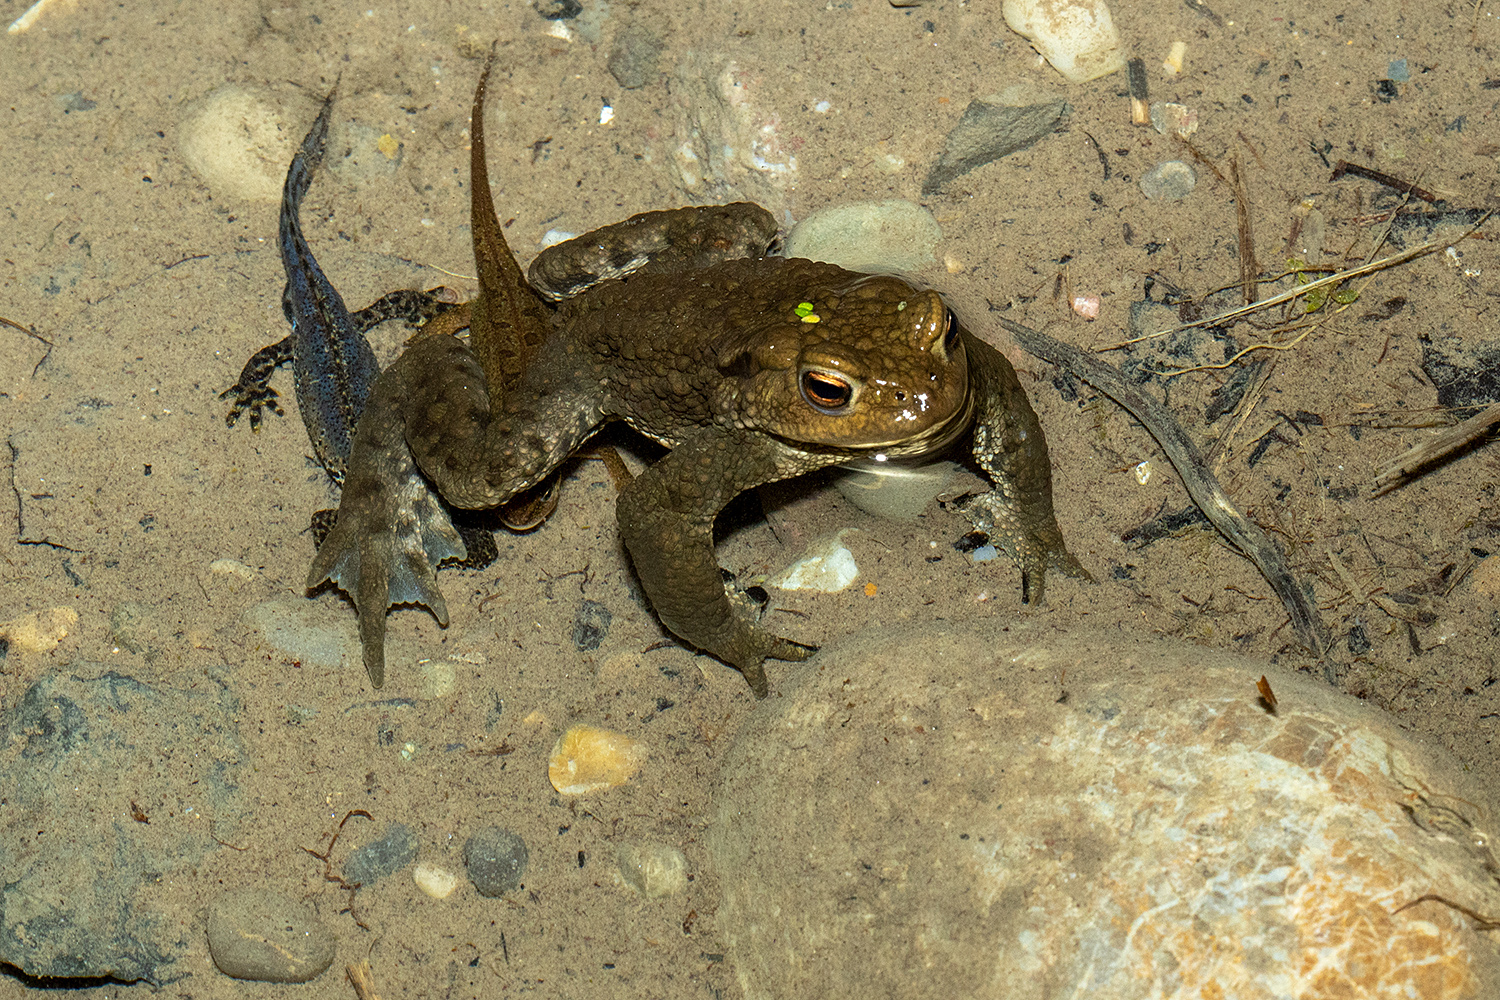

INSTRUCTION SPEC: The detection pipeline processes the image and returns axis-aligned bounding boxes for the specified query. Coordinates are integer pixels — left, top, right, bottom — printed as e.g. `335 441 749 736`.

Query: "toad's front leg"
616 426 817 698
960 331 1090 603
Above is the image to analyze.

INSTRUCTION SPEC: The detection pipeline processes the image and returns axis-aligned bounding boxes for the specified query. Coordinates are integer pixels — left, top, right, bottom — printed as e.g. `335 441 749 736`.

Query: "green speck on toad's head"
794 300 821 323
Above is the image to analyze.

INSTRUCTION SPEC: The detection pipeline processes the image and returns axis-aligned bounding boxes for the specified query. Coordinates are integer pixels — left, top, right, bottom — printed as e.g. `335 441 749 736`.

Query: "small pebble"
0 607 78 654
1139 160 1197 201
343 823 418 886
548 724 647 795
206 889 335 983
770 531 860 593
607 22 664 89
416 659 455 698
413 863 460 899
617 842 689 898
572 599 613 651
464 827 530 897
1070 294 1101 320
1148 101 1198 137
1162 40 1187 75
209 557 255 580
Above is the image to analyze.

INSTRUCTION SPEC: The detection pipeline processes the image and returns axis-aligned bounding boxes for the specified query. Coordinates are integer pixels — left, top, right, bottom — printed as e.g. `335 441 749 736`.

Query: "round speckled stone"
464 826 529 898
206 889 335 983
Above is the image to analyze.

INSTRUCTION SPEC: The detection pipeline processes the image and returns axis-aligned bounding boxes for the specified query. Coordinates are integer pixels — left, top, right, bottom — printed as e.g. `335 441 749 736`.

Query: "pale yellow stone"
0 607 79 654
548 724 647 795
179 85 306 203
1471 554 1500 597
415 659 455 699
1002 0 1126 83
413 863 460 899
617 842 689 898
209 557 255 580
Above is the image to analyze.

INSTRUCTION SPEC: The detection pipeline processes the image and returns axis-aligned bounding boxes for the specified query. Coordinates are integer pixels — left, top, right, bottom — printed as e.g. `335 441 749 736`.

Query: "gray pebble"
572 599 612 651
206 889 334 983
1140 160 1197 201
464 827 530 898
343 823 418 886
922 97 1070 195
607 23 664 89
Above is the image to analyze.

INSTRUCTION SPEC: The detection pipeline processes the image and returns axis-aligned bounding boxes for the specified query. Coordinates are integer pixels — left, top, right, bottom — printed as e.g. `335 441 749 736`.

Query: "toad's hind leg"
306 338 470 688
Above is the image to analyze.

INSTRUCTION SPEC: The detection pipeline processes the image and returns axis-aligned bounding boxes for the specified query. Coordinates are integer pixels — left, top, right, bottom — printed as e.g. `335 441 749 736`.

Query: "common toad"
310 56 1089 696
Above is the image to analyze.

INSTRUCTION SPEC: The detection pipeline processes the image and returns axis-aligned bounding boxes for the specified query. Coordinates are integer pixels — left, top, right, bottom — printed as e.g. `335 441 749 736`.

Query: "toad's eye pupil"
943 309 960 355
801 371 853 410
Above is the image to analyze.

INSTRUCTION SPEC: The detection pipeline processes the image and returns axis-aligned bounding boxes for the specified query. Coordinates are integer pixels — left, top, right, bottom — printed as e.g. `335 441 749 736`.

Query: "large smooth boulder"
710 623 1500 1000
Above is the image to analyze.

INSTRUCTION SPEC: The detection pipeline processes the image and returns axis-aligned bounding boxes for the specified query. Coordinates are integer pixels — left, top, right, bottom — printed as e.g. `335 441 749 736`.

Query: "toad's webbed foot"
956 492 1092 605
310 503 494 590
306 375 466 688
616 427 817 698
221 336 291 430
961 330 1090 604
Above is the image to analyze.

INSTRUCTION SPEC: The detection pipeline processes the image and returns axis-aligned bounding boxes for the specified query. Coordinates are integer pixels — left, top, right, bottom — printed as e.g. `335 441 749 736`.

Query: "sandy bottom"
1 1 1497 997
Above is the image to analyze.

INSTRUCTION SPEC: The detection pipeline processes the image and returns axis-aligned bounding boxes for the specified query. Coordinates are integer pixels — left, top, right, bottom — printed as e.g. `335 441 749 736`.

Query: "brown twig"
1372 400 1500 494
1330 160 1439 204
1127 58 1150 125
1230 157 1259 305
998 316 1331 659
347 960 382 1000
303 809 374 931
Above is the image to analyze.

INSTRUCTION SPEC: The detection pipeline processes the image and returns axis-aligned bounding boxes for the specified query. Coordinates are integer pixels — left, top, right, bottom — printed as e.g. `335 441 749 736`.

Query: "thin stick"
1330 161 1439 204
348 960 382 1000
1155 327 1311 377
1231 157 1259 305
1097 213 1493 351
1372 400 1500 493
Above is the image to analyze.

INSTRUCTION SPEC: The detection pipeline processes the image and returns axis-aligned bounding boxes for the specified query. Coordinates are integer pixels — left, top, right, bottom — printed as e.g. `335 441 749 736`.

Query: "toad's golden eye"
800 370 854 413
942 309 960 357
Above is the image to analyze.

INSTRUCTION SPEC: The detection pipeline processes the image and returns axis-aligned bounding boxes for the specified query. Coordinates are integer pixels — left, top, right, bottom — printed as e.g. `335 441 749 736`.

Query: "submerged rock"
710 623 1500 1000
206 889 335 983
465 827 530 898
785 200 943 275
0 665 248 981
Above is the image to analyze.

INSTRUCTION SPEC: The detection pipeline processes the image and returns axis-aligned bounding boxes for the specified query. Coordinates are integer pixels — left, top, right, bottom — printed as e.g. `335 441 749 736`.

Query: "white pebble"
210 558 255 580
1001 0 1126 83
617 843 689 898
771 531 859 592
413 863 460 899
